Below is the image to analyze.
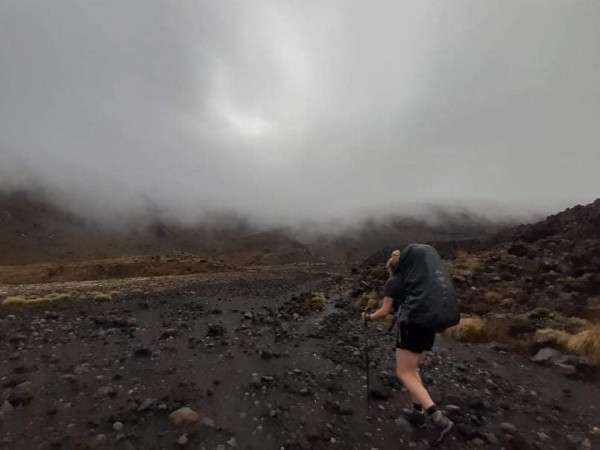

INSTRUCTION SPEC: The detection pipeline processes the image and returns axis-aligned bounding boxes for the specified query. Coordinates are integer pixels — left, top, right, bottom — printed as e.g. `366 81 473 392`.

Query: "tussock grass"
354 294 371 310
303 292 326 312
2 296 29 305
446 317 488 343
534 328 573 348
354 292 383 311
92 292 113 302
565 316 589 333
566 326 600 364
450 251 484 275
2 293 71 306
446 314 534 345
484 291 503 303
367 297 382 310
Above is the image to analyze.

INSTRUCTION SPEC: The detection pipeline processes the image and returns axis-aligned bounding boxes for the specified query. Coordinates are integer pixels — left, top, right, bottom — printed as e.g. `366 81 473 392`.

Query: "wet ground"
1 272 599 449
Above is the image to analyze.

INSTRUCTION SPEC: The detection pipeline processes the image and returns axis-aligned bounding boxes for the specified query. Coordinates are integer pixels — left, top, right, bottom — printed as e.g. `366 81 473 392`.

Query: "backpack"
392 244 460 332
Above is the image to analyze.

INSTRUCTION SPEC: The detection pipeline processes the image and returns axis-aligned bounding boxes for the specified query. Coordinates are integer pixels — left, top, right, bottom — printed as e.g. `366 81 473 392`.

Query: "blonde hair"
386 250 401 274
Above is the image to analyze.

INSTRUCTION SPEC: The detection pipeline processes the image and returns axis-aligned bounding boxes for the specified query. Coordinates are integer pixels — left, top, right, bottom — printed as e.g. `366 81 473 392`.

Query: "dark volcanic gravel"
1 273 599 449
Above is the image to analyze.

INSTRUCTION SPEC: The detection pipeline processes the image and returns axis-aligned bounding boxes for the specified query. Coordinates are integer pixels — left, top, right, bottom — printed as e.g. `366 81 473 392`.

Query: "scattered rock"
457 424 477 439
206 323 225 337
60 374 77 384
170 407 200 428
250 373 261 387
137 398 155 412
1 401 13 414
177 434 188 446
133 346 153 357
201 417 216 429
98 385 117 397
537 432 551 442
555 362 578 377
7 381 33 407
500 422 518 435
482 432 499 445
112 421 124 431
160 328 178 339
369 385 391 400
8 334 27 344
92 434 108 447
531 347 562 365
394 417 413 434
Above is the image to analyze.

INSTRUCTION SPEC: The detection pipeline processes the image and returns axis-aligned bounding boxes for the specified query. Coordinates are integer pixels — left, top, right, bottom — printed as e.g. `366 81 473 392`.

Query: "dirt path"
1 273 599 449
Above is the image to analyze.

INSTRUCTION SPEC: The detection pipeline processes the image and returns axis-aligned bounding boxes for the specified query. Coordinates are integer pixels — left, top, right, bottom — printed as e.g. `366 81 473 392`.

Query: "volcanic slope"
1 272 599 449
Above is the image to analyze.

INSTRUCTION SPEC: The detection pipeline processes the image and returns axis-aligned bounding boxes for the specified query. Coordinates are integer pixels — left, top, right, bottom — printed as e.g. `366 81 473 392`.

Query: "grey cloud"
1 1 599 226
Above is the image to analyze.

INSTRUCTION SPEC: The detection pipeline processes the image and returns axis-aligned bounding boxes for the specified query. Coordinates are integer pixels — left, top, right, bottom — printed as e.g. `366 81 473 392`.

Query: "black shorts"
396 323 436 354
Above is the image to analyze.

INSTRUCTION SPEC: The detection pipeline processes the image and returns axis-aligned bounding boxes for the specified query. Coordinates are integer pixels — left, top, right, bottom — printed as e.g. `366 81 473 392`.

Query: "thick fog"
1 1 599 226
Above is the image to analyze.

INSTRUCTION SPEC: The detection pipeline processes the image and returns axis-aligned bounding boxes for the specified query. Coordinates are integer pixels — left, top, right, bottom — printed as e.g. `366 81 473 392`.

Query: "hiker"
361 244 459 444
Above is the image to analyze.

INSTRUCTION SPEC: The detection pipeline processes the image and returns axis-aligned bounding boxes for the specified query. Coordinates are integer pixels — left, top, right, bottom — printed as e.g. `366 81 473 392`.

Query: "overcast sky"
1 1 599 226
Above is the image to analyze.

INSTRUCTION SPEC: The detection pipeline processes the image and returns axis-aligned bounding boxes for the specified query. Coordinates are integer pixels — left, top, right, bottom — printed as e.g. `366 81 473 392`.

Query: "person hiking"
361 244 459 445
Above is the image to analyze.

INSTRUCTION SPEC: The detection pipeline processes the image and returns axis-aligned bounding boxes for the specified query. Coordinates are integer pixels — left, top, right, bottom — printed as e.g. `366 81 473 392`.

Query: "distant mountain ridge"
0 189 512 266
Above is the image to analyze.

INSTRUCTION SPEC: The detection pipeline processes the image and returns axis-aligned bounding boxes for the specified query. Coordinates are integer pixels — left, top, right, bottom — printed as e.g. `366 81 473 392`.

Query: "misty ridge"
0 189 521 266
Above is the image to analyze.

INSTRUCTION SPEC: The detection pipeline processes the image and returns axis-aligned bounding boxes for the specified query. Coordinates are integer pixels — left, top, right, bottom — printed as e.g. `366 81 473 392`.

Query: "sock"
412 403 423 412
426 405 439 416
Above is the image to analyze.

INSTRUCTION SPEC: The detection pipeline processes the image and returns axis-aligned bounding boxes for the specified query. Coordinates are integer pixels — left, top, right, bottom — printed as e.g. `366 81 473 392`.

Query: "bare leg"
396 349 434 409
409 352 428 405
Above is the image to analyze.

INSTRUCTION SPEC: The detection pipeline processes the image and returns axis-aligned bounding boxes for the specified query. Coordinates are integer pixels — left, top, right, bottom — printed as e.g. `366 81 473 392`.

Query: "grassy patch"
566 325 600 364
2 293 71 306
303 292 326 313
91 292 114 302
446 317 488 342
449 251 484 275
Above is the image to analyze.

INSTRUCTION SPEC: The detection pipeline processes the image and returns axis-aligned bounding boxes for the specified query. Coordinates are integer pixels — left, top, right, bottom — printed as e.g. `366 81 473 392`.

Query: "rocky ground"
1 271 599 450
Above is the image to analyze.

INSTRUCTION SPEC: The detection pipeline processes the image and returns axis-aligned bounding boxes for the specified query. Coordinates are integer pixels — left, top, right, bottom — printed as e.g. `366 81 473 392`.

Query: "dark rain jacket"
388 244 460 331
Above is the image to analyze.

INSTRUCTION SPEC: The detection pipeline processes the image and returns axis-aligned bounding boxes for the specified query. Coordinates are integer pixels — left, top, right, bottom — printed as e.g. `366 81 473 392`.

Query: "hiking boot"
402 407 427 428
430 410 454 446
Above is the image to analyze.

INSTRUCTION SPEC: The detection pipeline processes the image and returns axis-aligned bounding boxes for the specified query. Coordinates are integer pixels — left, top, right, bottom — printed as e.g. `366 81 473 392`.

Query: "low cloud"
1 1 599 226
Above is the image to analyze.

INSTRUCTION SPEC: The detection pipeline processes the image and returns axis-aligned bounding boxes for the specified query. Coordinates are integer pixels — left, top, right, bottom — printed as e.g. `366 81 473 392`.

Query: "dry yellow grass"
566 325 600 364
92 292 113 302
446 314 531 344
484 291 504 303
2 293 71 306
565 316 589 333
367 297 382 310
2 296 29 305
534 328 573 348
303 292 326 312
354 292 383 311
450 251 484 275
354 294 371 310
446 317 488 342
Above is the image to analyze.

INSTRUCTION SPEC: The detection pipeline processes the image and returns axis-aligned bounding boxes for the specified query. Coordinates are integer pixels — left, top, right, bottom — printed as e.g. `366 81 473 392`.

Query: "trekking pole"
363 309 371 414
